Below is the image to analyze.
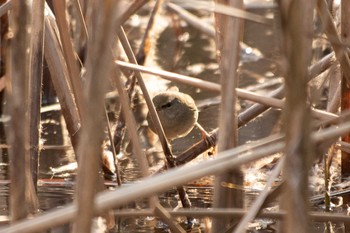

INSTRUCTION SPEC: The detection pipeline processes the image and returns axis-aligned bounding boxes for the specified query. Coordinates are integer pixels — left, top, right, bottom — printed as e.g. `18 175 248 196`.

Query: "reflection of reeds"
2 0 350 232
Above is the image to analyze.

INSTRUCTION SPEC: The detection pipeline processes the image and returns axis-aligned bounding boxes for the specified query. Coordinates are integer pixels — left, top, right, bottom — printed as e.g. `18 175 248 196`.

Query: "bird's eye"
160 102 172 109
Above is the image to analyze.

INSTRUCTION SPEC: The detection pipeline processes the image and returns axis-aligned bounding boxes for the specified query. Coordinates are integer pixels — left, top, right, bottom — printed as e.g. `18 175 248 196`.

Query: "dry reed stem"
175 129 218 165
212 0 244 231
73 1 120 232
0 137 284 233
6 0 39 220
166 2 215 37
174 0 270 24
114 72 185 231
113 0 161 158
117 28 171 158
116 28 161 177
154 204 186 233
28 0 45 189
279 0 315 232
240 48 333 130
52 0 85 118
72 0 123 186
119 0 150 23
110 208 350 222
72 0 89 43
136 0 163 64
117 26 193 212
238 85 284 126
233 157 284 233
44 8 81 148
1 119 350 232
317 0 350 84
114 61 151 177
115 61 338 121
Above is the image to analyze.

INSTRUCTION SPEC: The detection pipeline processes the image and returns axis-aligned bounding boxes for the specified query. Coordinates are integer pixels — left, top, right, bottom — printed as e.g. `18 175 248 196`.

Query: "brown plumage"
147 91 198 140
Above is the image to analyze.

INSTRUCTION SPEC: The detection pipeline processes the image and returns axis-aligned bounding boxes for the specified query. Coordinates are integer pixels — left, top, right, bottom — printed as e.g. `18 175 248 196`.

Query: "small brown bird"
147 90 199 140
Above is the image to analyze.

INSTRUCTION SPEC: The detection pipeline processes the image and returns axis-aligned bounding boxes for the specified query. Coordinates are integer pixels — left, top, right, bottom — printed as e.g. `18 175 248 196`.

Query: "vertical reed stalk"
28 0 45 190
212 0 244 232
7 0 37 220
279 0 315 232
73 1 120 232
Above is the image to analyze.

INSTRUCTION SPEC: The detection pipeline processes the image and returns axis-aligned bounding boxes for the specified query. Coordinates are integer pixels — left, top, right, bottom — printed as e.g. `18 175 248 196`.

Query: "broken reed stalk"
3 119 350 232
279 0 315 232
117 26 193 213
72 1 120 232
211 0 244 232
6 0 38 220
28 0 45 189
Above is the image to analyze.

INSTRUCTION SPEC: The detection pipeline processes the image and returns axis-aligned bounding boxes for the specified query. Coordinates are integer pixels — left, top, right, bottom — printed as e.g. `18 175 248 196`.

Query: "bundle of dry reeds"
1 0 350 233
